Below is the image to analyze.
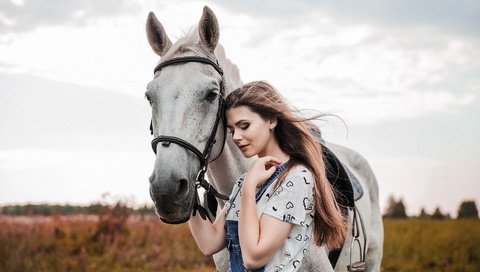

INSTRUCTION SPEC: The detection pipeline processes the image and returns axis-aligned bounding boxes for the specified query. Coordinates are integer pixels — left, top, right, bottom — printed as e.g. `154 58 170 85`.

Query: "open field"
0 215 215 272
0 215 478 271
382 219 479 272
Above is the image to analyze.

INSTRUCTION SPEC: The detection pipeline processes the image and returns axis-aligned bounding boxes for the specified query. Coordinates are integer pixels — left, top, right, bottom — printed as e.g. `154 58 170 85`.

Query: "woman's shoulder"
286 164 312 179
281 164 314 190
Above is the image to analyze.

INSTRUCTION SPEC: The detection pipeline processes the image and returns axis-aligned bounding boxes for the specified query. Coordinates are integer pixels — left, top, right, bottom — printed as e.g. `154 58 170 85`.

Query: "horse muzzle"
149 169 195 224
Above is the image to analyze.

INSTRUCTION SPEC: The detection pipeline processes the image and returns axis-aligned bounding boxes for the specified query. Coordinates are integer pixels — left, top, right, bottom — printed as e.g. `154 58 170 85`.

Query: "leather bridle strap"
154 56 224 75
151 135 205 164
150 92 226 165
150 55 226 163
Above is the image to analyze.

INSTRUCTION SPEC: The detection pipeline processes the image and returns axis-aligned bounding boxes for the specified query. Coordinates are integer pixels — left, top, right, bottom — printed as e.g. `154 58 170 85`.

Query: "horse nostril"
177 178 189 196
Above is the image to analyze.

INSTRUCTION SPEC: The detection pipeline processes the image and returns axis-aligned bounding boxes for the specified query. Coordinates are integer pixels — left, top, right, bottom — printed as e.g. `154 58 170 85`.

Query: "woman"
188 81 347 271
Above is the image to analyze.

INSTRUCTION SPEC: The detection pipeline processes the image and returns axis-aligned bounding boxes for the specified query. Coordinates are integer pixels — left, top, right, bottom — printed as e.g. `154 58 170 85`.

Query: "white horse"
145 6 383 271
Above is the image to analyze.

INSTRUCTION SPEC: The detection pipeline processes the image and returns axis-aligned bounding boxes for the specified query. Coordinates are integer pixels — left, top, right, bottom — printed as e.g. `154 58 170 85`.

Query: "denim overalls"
225 161 289 272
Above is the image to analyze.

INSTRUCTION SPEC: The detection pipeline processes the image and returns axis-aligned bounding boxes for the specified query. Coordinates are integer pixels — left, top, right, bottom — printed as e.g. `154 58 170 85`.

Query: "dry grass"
0 215 215 272
382 218 480 272
1 215 478 272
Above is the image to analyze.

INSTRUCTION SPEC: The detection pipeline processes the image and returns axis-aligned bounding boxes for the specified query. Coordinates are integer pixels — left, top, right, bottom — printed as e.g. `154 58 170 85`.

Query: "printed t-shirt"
225 165 315 272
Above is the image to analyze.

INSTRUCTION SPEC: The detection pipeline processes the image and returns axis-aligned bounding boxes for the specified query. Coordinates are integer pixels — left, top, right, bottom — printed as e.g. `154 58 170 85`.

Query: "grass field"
382 219 479 272
0 215 478 271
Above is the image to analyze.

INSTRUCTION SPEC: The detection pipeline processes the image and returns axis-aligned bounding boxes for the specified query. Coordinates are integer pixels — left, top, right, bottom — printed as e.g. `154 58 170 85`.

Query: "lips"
238 144 250 152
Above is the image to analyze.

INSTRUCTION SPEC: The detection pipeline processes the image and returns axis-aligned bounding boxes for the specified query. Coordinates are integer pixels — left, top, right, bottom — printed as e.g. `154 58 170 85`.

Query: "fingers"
260 156 281 165
266 164 277 175
260 156 281 171
245 156 284 186
267 162 280 170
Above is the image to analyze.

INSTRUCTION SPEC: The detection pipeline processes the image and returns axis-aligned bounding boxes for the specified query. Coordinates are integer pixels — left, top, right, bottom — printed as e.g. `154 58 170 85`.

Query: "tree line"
1 198 478 219
0 203 155 216
383 196 478 219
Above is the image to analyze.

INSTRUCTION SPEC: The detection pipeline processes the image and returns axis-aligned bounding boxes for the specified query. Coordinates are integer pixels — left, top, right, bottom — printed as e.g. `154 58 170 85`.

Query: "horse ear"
198 6 219 53
146 12 172 57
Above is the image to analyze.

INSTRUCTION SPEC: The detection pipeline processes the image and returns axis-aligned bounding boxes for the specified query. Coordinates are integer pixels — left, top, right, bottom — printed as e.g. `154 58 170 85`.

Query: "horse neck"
207 44 250 196
207 137 250 197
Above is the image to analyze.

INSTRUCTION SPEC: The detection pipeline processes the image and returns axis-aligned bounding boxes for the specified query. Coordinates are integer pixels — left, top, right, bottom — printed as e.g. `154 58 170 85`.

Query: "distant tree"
63 204 76 214
393 199 407 218
432 206 446 220
384 195 407 218
87 203 105 214
457 200 479 219
9 205 23 215
40 204 52 215
419 207 429 218
137 204 155 215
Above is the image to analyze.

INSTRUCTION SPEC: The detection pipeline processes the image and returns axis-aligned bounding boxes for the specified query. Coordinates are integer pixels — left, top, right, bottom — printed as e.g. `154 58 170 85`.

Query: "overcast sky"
1 0 479 216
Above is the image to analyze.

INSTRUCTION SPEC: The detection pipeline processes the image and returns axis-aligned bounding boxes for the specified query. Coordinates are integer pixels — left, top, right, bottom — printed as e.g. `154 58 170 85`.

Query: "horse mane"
161 26 243 94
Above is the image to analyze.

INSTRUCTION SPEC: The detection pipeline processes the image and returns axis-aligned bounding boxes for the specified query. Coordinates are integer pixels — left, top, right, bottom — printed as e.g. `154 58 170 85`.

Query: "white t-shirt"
225 165 315 272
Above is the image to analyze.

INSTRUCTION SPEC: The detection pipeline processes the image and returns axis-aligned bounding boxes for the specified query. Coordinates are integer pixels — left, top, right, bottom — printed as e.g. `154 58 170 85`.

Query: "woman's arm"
238 156 294 269
239 184 294 269
188 206 227 256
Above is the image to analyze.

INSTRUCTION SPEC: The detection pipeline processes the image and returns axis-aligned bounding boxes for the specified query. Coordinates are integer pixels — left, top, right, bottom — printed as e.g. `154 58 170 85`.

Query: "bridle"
149 56 229 221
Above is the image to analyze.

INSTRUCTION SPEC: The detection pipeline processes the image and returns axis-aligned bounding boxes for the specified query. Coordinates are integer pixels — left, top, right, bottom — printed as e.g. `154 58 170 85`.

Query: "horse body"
323 143 381 271
145 7 383 271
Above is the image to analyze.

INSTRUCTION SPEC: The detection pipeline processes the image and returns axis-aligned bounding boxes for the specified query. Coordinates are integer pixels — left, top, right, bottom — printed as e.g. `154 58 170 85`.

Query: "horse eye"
205 90 219 102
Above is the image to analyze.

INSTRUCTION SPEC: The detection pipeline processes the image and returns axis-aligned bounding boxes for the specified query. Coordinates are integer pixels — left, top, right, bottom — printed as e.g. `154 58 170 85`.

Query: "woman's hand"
244 156 281 188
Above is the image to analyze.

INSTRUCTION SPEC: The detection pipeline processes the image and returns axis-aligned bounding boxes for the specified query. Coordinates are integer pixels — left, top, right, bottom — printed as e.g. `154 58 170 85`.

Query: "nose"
150 167 189 197
232 130 242 142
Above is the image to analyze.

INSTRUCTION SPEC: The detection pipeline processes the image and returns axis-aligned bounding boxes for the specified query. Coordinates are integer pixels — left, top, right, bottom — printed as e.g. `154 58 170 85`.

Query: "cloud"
297 91 477 126
216 0 480 37
0 13 156 96
321 1 480 37
0 72 151 151
325 98 480 160
1 0 479 127
218 6 480 124
0 72 156 205
0 0 142 33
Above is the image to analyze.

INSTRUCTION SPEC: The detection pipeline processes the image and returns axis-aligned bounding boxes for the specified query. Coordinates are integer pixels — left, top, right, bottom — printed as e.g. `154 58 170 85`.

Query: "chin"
241 150 257 158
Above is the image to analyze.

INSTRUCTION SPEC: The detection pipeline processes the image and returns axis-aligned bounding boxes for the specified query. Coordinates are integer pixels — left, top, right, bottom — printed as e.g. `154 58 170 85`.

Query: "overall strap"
226 161 290 216
255 161 289 202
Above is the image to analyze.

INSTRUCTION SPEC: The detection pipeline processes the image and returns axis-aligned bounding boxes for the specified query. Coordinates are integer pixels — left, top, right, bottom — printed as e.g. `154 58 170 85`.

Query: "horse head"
145 7 227 224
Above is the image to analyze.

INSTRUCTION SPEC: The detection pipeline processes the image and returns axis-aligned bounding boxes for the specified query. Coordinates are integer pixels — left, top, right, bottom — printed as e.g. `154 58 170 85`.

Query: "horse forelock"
158 26 242 94
161 26 203 60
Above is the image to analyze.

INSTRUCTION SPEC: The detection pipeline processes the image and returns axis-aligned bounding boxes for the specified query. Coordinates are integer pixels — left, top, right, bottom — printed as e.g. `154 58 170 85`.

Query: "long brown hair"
225 81 347 248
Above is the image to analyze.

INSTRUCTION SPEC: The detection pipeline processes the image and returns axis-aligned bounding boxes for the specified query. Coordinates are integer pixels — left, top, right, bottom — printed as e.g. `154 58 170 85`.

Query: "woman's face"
226 106 276 158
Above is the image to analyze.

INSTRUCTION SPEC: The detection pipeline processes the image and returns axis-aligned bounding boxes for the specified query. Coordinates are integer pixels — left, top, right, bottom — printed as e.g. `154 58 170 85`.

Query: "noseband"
149 56 229 221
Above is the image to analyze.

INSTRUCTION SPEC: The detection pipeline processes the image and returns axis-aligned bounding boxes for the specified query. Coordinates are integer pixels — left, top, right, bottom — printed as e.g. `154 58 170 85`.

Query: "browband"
154 56 224 76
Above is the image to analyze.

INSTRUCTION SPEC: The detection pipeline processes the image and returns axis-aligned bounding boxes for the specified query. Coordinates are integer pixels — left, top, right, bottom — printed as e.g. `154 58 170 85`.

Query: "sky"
1 0 479 216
